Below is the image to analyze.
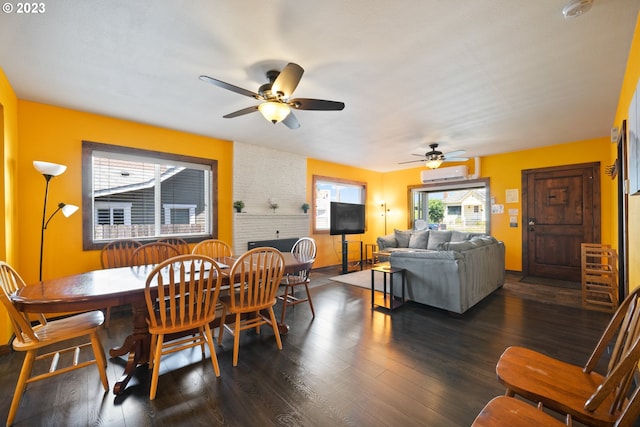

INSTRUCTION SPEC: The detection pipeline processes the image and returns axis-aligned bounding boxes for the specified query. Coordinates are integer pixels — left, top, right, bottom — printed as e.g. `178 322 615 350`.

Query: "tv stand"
341 236 363 275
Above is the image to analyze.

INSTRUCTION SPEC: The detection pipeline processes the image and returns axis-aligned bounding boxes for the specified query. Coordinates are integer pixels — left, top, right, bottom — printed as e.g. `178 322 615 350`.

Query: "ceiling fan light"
425 158 443 169
258 102 291 124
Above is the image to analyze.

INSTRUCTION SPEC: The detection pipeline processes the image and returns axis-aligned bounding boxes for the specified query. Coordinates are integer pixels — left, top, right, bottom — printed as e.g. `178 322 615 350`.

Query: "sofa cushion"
450 230 471 242
440 240 476 252
377 234 397 249
427 230 452 250
408 230 429 249
394 229 412 248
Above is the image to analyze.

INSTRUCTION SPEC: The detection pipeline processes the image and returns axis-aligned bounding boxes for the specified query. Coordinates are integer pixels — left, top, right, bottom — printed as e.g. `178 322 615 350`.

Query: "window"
82 141 218 249
312 175 366 233
410 178 490 233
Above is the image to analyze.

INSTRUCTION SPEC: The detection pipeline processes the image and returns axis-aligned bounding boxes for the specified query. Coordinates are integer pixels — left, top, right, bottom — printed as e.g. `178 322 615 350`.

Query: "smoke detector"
562 0 593 19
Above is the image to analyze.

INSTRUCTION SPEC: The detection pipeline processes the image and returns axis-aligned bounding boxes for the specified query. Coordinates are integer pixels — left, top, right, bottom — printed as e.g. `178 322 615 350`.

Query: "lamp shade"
61 203 79 217
33 161 67 177
425 158 443 169
258 102 291 124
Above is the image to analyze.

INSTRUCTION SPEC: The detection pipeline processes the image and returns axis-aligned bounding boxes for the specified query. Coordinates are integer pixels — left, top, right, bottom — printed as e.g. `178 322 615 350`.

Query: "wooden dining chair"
277 237 316 323
217 247 285 366
100 239 142 269
472 396 571 426
0 261 109 427
496 286 640 427
100 239 142 327
157 237 190 255
191 239 233 261
130 241 180 266
144 254 224 400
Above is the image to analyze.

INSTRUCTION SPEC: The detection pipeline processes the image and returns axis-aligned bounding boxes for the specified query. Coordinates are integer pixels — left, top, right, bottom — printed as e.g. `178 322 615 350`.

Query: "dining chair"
0 261 109 427
472 396 570 426
144 254 224 400
496 286 640 427
277 237 316 323
100 239 142 327
130 241 180 266
157 237 190 255
191 239 233 261
217 247 285 366
100 239 142 269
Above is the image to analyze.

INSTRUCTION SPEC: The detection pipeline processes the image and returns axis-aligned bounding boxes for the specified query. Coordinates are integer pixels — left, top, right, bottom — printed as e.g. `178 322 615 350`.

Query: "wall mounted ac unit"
420 165 468 184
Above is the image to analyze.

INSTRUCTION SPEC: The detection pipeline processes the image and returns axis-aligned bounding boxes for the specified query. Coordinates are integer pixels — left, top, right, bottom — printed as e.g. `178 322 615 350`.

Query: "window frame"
312 175 367 234
407 178 491 233
82 141 218 250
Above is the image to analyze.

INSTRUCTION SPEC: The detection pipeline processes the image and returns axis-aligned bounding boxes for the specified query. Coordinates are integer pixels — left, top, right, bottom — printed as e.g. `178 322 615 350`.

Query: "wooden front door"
522 162 601 282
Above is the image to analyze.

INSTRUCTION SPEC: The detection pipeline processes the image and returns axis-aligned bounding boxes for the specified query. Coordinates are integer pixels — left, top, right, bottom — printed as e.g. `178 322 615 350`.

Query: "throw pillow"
441 240 475 252
394 229 412 248
427 230 452 250
409 230 429 249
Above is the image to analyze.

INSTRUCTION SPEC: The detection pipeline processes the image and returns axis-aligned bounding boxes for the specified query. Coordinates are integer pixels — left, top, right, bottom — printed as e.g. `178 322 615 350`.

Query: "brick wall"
232 141 310 254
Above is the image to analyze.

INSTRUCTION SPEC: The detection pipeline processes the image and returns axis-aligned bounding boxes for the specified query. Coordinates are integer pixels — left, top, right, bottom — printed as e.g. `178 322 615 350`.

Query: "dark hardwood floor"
0 266 626 426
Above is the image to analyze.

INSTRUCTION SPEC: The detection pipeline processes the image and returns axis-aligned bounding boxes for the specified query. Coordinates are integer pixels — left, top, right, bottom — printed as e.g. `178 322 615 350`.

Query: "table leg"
109 301 150 395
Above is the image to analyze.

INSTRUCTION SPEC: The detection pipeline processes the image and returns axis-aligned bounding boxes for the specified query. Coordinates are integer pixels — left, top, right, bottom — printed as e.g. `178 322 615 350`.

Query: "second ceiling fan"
399 143 468 169
199 62 345 129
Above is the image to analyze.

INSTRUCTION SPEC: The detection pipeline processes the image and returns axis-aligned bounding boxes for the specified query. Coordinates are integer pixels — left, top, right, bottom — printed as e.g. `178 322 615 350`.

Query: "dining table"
11 252 313 395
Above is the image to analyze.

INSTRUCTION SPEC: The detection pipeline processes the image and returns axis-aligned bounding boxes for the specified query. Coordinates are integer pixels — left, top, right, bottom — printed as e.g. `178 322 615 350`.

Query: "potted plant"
301 203 310 213
269 201 279 213
233 200 244 213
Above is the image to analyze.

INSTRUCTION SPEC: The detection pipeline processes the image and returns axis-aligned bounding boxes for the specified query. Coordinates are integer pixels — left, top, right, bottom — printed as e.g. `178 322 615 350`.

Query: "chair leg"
8 350 35 427
204 324 220 377
217 307 227 346
104 306 111 329
90 331 110 391
149 334 164 400
304 283 315 317
268 307 283 350
233 313 241 367
280 285 291 323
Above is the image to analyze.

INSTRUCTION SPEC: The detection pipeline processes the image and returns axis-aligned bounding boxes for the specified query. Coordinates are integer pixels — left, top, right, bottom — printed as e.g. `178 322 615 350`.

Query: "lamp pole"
38 174 54 282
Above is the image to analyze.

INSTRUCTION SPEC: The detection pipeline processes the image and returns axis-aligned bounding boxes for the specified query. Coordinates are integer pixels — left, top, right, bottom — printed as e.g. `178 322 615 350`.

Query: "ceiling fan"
199 62 345 129
399 143 468 169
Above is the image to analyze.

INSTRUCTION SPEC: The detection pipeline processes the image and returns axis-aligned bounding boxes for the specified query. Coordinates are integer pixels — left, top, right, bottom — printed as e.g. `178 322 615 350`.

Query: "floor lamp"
34 161 79 281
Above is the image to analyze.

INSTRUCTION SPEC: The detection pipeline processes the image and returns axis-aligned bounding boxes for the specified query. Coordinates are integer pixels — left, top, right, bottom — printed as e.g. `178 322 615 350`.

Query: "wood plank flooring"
0 267 627 426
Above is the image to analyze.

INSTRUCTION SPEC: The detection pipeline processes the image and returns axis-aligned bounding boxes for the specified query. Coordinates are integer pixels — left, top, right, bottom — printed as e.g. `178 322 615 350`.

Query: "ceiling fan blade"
271 63 304 99
199 75 262 100
289 98 345 111
444 150 466 158
282 111 300 129
444 157 469 162
398 159 426 165
223 105 259 118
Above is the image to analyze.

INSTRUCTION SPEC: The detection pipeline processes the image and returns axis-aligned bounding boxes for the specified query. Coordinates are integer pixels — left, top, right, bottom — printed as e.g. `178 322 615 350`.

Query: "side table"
370 265 406 311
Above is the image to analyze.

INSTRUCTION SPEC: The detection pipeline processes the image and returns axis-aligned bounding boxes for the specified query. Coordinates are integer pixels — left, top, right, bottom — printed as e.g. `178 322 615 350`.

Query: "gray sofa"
376 229 505 314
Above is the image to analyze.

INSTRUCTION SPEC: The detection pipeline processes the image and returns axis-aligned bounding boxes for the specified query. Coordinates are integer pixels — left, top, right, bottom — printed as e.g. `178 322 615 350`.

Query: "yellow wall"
306 158 383 268
383 138 613 272
16 101 234 285
613 13 640 291
0 68 19 343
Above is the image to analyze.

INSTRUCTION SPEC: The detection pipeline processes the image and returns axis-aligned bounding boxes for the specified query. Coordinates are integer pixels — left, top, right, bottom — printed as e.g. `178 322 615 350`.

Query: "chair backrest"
291 237 317 259
0 262 45 344
156 237 190 255
227 247 285 312
100 239 143 268
191 239 233 260
130 242 180 266
582 286 640 420
144 255 223 331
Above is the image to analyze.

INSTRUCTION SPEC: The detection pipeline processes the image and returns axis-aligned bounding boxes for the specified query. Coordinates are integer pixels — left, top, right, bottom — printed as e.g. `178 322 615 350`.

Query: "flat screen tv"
330 202 365 235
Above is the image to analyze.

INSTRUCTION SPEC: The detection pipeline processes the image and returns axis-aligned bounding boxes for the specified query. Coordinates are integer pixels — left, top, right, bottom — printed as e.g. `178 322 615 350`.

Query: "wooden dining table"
11 252 313 395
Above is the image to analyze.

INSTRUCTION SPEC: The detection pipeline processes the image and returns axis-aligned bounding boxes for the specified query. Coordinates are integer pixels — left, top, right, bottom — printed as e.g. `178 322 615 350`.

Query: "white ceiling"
1 1 638 172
